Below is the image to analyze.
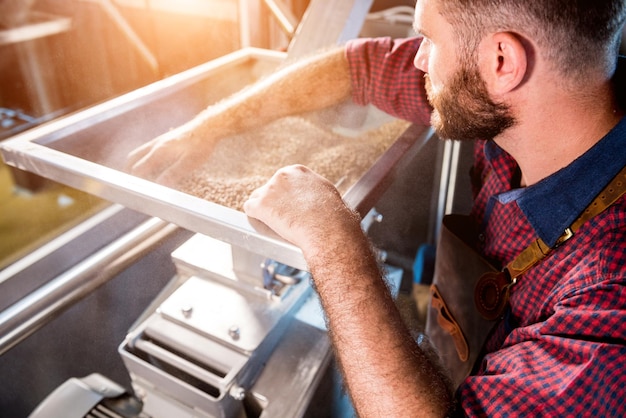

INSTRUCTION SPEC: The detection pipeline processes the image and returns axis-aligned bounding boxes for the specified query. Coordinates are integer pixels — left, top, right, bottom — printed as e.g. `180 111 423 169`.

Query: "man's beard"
425 63 515 141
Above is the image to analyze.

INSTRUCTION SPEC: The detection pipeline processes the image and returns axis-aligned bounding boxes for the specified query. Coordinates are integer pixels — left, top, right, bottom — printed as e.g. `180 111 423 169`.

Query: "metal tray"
0 47 433 271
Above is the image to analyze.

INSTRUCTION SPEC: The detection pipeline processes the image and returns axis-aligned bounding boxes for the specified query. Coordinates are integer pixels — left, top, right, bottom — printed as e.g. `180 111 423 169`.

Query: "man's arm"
127 47 353 186
243 165 454 417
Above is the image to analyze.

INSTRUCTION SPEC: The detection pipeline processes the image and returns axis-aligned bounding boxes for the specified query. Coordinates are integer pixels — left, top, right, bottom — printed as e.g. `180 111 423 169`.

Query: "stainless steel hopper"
0 46 433 417
0 47 433 271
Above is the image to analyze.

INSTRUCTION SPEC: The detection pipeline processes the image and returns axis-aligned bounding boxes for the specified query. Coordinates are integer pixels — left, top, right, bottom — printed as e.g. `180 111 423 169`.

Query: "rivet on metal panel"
228 325 241 341
230 384 246 401
181 305 193 318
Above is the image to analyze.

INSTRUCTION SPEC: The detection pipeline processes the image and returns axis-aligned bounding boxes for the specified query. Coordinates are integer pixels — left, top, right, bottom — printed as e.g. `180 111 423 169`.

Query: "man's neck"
494 82 623 187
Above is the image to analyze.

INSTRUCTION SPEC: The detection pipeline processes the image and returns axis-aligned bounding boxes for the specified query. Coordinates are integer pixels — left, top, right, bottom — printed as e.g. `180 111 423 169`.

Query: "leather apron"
425 164 626 389
425 214 500 389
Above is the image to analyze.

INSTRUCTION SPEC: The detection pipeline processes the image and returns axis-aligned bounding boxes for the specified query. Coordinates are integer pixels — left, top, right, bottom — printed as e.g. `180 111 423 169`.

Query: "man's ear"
479 32 528 94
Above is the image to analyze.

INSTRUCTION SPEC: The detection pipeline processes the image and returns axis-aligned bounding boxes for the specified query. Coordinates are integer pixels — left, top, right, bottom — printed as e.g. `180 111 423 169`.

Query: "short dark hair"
438 0 626 80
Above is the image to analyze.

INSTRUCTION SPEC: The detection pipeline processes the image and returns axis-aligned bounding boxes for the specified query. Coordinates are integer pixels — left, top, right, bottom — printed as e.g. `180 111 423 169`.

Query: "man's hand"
243 164 361 255
126 125 216 187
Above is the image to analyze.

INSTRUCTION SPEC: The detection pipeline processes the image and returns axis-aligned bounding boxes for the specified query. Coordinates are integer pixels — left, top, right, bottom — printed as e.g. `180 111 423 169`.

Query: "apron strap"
476 164 626 320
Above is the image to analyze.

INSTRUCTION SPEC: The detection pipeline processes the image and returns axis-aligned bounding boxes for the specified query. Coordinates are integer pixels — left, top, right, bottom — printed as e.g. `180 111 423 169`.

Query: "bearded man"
129 0 626 415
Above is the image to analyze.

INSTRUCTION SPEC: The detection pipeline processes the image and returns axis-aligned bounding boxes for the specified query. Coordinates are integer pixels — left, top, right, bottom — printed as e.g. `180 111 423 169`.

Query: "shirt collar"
515 116 626 247
484 57 626 247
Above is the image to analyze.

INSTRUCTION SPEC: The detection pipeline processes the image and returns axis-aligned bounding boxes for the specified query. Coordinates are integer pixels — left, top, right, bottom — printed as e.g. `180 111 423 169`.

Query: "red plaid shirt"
347 36 626 416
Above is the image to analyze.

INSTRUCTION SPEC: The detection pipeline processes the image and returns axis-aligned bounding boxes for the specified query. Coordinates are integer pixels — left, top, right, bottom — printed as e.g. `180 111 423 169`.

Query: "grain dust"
178 117 410 211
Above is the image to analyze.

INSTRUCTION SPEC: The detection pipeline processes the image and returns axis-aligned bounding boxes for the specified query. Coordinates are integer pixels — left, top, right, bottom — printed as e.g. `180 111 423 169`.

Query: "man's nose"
414 41 428 73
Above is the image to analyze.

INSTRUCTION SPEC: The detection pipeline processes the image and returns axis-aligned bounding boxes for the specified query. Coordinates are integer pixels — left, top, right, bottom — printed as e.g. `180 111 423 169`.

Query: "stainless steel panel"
286 0 373 59
157 275 310 354
0 47 431 271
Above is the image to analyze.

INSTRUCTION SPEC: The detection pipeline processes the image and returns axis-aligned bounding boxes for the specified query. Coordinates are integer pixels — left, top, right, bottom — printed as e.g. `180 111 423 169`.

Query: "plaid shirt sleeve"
345 36 432 125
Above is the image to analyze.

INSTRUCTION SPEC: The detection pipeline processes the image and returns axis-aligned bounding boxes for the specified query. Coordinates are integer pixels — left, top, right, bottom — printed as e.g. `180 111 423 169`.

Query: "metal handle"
134 338 231 395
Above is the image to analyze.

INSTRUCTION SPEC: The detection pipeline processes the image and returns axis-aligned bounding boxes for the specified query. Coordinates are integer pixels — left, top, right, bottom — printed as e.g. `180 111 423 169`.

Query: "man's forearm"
307 231 454 417
242 161 454 416
185 46 353 143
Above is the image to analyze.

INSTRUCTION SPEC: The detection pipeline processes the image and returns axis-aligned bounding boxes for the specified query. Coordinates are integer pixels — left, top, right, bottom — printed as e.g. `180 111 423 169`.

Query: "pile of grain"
178 116 410 211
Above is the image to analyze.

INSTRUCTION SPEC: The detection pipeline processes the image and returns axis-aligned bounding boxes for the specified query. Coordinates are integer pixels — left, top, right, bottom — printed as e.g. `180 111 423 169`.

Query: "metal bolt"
229 385 246 401
181 305 193 318
228 325 241 341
